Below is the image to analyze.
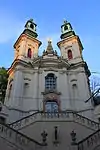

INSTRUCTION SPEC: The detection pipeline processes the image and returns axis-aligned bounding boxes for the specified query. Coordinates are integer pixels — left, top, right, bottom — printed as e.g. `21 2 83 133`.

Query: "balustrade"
78 129 100 150
0 122 44 150
9 112 100 131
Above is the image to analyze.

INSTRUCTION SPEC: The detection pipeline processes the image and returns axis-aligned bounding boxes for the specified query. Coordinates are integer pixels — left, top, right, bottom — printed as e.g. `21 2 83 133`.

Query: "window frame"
27 48 32 58
45 73 57 90
45 100 58 112
68 49 73 60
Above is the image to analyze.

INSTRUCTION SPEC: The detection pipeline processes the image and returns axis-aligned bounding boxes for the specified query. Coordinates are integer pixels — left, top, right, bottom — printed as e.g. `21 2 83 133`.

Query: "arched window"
27 48 32 58
68 50 73 60
30 23 34 29
45 73 57 90
64 25 68 31
45 101 58 112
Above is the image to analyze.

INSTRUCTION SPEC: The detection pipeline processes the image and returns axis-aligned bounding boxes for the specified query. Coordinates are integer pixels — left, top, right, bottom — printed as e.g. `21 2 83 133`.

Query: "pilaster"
12 69 23 108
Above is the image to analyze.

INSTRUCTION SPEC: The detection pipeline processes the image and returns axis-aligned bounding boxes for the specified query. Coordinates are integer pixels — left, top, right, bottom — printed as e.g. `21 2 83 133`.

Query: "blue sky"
0 0 100 76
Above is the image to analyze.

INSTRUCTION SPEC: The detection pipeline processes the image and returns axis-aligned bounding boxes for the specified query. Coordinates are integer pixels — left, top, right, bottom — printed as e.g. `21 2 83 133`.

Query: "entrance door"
45 101 58 112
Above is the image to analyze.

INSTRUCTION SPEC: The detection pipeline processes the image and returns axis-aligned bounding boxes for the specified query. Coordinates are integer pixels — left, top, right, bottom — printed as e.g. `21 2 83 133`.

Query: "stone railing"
9 111 100 131
72 112 99 131
77 129 100 150
0 122 44 150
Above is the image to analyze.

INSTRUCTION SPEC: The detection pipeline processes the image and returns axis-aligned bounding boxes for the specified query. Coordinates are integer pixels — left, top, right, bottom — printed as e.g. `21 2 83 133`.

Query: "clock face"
45 101 58 112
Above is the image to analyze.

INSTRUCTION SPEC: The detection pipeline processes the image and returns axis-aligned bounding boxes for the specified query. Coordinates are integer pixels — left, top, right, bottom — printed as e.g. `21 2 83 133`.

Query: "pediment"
31 57 70 69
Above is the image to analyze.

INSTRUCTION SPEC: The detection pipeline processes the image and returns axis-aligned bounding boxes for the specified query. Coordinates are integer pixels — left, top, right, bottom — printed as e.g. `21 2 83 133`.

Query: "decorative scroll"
70 130 77 145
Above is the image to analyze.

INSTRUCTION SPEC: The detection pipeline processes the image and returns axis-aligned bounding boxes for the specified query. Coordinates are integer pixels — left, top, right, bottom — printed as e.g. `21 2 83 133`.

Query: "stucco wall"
4 62 93 123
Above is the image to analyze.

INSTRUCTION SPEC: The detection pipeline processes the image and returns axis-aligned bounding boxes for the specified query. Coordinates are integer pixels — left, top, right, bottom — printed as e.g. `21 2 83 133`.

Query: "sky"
0 0 100 76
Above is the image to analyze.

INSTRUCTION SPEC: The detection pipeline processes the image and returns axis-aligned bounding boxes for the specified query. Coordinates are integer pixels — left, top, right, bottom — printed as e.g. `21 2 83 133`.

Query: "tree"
90 75 100 106
0 67 8 103
90 75 100 92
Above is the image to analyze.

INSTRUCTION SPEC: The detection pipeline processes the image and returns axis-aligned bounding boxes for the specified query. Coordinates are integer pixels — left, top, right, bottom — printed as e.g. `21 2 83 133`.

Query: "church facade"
4 19 93 123
0 19 100 150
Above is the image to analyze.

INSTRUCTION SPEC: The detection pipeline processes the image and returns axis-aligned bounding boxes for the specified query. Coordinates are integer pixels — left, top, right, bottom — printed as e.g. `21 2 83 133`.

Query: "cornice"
44 68 59 72
68 61 84 68
31 58 70 70
8 57 87 77
14 33 42 49
14 68 41 74
57 35 83 50
8 59 33 75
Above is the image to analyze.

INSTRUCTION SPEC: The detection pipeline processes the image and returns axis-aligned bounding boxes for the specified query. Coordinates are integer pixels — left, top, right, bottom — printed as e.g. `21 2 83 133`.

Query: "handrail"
9 111 100 131
73 112 98 126
77 128 100 150
9 111 39 125
0 122 44 150
72 112 99 130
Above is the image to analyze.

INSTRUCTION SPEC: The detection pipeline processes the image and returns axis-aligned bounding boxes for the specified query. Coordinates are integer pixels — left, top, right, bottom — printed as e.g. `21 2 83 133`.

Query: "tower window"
30 23 34 29
64 25 68 31
45 73 57 90
68 50 73 59
27 48 32 58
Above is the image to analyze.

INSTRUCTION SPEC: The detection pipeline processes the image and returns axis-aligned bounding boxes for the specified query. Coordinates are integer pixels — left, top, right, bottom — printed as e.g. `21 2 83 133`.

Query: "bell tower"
57 20 92 117
14 19 41 60
4 19 42 122
57 20 83 63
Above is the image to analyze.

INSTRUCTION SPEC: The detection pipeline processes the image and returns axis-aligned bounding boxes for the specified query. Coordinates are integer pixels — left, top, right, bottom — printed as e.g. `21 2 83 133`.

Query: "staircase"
7 111 100 150
9 111 100 131
0 121 44 150
76 128 100 150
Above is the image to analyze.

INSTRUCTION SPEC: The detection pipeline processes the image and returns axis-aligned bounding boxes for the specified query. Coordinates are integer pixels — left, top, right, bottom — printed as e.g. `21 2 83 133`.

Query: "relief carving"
44 93 59 101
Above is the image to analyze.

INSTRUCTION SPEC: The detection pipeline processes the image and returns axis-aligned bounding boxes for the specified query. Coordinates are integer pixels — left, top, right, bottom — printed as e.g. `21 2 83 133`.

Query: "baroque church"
0 19 100 150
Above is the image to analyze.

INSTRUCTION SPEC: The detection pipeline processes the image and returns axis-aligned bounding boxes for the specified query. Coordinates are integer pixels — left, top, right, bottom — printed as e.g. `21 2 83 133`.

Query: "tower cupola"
60 20 75 39
23 19 38 38
57 20 83 60
14 19 41 60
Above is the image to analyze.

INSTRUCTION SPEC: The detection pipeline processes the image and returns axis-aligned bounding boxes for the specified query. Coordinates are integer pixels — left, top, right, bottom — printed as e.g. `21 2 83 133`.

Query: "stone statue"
54 126 58 140
41 130 48 144
70 130 77 144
